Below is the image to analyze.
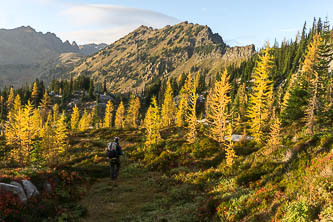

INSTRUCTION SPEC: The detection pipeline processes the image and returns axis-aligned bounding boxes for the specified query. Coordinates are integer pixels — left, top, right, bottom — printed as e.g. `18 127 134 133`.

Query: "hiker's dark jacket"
115 142 123 156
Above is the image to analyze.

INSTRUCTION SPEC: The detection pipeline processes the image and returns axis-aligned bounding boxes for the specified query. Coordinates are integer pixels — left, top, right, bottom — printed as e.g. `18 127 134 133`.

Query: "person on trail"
106 137 123 180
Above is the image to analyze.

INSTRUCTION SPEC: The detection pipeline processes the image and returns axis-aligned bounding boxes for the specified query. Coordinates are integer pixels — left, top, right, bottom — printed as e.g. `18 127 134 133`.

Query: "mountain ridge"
70 21 255 93
0 26 107 88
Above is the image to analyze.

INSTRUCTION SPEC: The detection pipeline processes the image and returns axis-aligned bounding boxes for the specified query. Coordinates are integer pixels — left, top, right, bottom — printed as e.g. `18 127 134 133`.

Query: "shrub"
318 204 333 222
282 200 310 222
236 161 277 186
192 137 220 158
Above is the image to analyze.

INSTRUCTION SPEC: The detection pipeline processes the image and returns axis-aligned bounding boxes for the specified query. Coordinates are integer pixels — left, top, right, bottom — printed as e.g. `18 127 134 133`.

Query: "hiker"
106 137 123 180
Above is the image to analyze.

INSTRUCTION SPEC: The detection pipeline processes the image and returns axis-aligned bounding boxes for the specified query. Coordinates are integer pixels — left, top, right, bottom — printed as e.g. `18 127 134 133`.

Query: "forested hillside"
0 18 332 221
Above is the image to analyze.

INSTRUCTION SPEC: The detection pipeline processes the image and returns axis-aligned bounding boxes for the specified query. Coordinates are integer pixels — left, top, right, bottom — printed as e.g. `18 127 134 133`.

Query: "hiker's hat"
114 137 119 141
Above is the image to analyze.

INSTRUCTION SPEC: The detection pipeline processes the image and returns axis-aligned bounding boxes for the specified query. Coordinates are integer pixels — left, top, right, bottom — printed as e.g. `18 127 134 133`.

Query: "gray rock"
10 181 28 202
0 182 27 202
22 180 40 198
224 134 254 142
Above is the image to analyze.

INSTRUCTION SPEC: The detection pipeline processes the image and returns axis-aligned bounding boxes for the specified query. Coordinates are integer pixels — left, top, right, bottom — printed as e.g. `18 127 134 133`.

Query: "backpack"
107 142 118 159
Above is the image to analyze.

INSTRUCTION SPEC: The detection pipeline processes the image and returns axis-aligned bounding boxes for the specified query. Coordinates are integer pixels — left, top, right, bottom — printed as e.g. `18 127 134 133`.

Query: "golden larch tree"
8 101 40 166
7 87 15 110
266 116 282 155
225 124 237 167
127 94 141 128
52 103 59 124
78 109 90 132
175 95 187 127
161 81 176 127
31 82 39 106
281 73 296 113
144 97 161 147
115 101 125 129
55 111 68 154
207 70 231 143
13 94 21 113
301 34 321 84
301 34 321 135
70 104 80 131
247 43 274 144
104 100 114 128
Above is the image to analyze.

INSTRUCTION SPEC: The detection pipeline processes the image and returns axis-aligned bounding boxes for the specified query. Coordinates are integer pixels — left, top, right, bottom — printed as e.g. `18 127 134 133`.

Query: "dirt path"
78 159 165 222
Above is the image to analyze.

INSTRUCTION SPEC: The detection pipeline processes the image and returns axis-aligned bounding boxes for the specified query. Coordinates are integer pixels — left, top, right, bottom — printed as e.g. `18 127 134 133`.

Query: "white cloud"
60 4 180 44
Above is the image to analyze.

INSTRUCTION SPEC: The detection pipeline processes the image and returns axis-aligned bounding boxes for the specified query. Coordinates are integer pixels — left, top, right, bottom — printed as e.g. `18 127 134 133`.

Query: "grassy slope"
2 126 331 221
73 128 211 221
71 125 332 221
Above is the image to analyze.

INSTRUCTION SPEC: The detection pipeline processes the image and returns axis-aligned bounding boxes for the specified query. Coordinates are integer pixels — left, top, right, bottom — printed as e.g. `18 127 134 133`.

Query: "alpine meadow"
0 1 332 221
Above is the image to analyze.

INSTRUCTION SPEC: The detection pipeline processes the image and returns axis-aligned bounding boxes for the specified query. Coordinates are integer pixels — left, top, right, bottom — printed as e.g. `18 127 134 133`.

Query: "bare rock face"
222 45 255 62
0 182 28 202
10 181 28 202
22 180 40 199
0 26 87 88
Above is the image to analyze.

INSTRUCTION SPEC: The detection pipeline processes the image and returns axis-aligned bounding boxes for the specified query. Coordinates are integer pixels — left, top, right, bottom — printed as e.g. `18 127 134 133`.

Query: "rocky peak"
72 41 79 48
70 21 255 94
18 26 35 32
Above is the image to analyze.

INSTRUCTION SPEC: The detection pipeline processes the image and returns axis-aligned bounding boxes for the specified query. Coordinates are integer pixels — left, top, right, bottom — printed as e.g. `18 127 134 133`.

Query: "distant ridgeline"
0 26 107 89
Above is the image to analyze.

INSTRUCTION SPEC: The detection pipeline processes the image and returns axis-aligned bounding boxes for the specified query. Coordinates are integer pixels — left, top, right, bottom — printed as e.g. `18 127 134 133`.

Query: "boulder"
10 181 28 202
22 180 39 199
224 134 254 142
0 182 27 202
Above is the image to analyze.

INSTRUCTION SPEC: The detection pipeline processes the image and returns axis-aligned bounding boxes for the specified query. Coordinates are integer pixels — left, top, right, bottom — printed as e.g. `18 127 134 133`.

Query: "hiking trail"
75 129 166 221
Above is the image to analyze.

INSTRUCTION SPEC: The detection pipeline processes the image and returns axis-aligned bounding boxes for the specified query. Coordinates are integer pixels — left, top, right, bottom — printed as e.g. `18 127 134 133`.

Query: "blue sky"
0 0 332 48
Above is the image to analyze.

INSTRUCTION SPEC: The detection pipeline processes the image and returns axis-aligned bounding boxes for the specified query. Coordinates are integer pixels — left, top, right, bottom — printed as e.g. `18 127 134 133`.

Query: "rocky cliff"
71 21 255 93
0 26 105 88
